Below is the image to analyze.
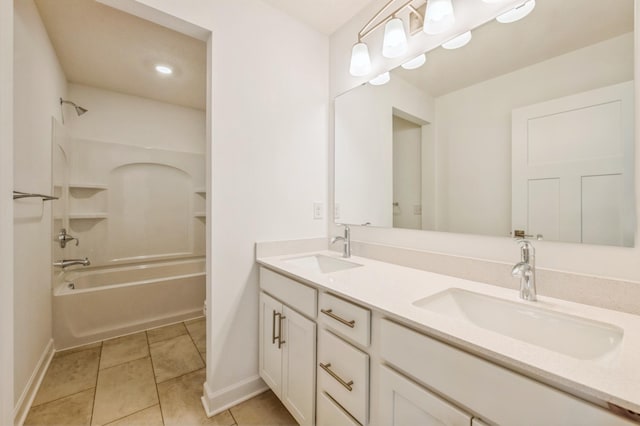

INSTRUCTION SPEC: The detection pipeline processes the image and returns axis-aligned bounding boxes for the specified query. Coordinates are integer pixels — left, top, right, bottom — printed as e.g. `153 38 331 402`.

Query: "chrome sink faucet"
511 239 537 301
53 258 91 268
331 224 351 258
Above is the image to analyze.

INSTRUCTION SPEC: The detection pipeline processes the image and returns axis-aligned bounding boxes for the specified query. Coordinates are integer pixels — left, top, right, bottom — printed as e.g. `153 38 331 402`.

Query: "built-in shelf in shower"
194 188 206 195
69 183 108 190
194 212 206 218
69 213 108 220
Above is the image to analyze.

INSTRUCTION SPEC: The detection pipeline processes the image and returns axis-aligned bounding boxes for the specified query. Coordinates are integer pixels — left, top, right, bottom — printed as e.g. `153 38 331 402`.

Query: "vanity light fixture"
155 64 173 75
369 72 391 86
496 0 536 23
423 0 455 35
382 17 409 58
350 42 372 76
442 30 472 49
401 53 426 70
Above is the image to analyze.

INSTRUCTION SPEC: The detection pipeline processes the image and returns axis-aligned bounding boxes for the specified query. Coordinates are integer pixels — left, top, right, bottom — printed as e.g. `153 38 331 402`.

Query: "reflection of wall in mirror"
335 75 433 227
434 32 633 237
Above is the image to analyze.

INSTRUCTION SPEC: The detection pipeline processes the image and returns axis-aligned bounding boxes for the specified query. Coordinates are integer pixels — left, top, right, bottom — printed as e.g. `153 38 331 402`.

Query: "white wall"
0 0 14 422
13 0 67 409
67 84 205 153
435 33 633 237
331 1 640 284
118 0 329 413
335 75 433 226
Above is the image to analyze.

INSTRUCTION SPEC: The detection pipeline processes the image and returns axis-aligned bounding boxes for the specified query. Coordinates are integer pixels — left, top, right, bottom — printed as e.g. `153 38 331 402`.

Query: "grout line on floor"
29 386 96 410
146 330 167 426
98 352 150 373
184 320 206 365
89 341 103 426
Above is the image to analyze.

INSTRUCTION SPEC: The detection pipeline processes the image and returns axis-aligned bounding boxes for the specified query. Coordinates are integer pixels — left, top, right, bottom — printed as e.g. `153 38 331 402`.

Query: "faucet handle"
513 229 543 240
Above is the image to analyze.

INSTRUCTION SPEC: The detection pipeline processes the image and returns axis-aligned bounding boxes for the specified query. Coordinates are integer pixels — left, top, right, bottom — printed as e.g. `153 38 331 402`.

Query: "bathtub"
53 257 205 350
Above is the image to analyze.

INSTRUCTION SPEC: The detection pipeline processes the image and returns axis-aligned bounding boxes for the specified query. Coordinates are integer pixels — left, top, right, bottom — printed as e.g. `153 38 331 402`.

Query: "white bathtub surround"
257 249 640 417
53 257 205 349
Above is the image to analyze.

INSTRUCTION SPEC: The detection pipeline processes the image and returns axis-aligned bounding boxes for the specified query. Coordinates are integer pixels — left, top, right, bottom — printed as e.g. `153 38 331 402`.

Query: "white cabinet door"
259 292 283 396
282 305 316 426
379 365 472 426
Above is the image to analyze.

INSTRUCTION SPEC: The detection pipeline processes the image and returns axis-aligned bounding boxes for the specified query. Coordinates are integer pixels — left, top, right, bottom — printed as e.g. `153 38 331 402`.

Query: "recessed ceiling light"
155 64 173 75
442 31 472 50
496 0 536 23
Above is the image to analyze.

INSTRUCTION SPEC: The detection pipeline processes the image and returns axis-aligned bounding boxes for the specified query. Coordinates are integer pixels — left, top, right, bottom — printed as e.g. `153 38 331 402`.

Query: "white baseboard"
13 339 55 426
201 374 268 418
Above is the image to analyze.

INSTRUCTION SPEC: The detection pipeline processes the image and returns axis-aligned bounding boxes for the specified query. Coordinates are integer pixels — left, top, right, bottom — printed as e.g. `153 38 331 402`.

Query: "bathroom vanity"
257 251 640 425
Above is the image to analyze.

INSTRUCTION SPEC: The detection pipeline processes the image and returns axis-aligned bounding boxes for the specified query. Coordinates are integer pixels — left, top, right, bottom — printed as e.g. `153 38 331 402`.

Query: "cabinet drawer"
380 319 634 425
319 292 370 347
317 329 369 425
260 267 317 318
317 391 360 426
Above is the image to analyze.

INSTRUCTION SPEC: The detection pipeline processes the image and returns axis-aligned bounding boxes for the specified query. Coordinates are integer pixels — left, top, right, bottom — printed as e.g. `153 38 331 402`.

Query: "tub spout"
54 258 90 268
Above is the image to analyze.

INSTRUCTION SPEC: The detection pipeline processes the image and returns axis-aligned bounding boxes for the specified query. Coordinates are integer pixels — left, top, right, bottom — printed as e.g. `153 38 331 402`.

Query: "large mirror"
335 0 635 247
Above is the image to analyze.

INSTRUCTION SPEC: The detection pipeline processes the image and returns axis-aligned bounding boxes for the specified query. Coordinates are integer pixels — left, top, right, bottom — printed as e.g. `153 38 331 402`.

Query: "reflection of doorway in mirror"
512 81 635 247
393 115 422 230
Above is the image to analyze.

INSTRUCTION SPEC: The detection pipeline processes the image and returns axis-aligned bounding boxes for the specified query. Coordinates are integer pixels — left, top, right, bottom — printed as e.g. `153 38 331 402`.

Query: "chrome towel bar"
13 191 58 201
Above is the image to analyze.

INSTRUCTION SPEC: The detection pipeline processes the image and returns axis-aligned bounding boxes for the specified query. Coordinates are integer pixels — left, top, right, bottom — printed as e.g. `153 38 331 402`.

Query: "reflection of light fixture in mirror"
382 17 408 58
155 64 173 75
442 31 472 50
401 53 426 70
496 0 535 23
350 42 372 76
369 72 390 86
423 0 455 35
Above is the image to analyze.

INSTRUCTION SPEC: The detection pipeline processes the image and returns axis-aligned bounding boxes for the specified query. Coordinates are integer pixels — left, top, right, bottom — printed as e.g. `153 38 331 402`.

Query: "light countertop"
257 250 640 415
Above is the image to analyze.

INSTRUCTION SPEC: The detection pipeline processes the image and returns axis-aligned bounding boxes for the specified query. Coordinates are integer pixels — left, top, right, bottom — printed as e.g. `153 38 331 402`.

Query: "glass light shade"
401 54 426 70
442 31 472 49
482 0 504 3
423 0 455 35
349 42 372 77
369 72 390 86
496 0 535 23
382 18 408 58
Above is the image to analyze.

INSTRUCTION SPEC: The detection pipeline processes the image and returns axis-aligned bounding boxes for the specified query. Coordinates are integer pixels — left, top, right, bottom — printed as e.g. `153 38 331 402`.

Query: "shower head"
60 98 88 116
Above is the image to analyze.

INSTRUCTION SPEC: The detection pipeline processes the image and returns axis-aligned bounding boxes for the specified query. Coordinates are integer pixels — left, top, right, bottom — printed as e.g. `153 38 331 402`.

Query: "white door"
281 306 316 426
512 81 634 246
259 292 283 396
379 365 472 426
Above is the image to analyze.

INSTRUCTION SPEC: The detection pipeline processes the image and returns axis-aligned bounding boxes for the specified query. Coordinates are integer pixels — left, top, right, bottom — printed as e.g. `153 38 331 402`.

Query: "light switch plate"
313 202 323 219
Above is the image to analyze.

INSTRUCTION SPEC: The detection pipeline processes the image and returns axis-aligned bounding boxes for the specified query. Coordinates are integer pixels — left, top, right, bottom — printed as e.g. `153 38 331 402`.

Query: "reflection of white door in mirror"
512 81 635 247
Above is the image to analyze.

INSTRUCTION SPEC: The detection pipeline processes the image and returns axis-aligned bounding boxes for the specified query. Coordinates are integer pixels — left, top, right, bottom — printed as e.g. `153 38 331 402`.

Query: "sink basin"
413 288 623 360
283 254 362 274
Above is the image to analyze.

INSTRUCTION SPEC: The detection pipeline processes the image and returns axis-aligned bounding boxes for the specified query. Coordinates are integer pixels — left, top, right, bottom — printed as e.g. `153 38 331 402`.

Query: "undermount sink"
413 288 623 360
283 254 362 274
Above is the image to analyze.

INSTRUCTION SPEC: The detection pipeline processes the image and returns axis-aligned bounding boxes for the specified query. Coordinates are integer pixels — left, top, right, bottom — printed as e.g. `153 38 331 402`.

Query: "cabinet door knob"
319 362 354 391
321 308 356 328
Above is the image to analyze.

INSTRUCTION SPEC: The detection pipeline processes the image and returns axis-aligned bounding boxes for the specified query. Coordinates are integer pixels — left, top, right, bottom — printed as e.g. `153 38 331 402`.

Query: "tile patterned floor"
25 318 297 426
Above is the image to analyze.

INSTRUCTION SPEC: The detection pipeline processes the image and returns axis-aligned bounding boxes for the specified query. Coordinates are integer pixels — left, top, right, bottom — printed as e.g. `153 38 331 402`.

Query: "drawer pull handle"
321 309 355 328
319 362 353 391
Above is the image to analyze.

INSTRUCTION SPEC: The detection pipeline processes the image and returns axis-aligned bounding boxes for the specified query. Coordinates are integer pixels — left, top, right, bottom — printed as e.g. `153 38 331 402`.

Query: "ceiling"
262 0 377 35
34 0 207 110
394 0 634 97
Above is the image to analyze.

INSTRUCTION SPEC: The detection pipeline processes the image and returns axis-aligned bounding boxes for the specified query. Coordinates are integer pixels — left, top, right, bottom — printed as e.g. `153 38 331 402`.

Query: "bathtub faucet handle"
53 258 90 268
58 228 79 248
